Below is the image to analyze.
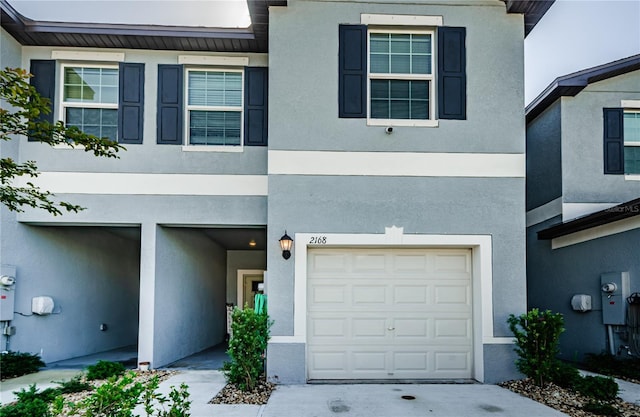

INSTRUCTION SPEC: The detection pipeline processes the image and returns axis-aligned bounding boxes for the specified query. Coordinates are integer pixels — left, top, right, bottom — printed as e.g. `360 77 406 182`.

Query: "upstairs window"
186 69 243 146
368 31 434 122
62 65 119 140
624 110 640 174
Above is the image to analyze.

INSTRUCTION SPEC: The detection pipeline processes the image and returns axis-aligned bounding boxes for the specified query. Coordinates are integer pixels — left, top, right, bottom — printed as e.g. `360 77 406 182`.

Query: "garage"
307 248 473 380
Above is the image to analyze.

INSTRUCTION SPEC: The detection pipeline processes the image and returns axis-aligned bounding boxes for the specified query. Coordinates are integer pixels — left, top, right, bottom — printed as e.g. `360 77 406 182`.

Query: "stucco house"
1 0 551 384
526 55 640 362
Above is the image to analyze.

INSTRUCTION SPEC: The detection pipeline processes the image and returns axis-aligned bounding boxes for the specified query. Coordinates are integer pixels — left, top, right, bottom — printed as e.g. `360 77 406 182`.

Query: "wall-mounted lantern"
279 231 293 260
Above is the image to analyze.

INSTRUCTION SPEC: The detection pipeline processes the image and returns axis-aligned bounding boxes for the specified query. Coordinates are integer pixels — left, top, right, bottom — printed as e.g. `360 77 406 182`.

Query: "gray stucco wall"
526 101 562 210
226 250 266 305
1 225 140 363
153 227 227 367
560 71 640 204
266 0 526 383
527 219 640 362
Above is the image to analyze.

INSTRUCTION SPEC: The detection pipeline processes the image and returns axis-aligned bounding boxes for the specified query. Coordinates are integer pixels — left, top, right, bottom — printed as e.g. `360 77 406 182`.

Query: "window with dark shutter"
339 25 367 118
157 64 183 145
437 26 466 120
603 108 624 175
29 60 56 141
118 63 145 144
244 67 268 146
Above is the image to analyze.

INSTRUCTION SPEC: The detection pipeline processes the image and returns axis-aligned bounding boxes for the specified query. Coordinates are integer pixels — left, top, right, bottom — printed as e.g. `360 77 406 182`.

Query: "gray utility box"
600 272 630 325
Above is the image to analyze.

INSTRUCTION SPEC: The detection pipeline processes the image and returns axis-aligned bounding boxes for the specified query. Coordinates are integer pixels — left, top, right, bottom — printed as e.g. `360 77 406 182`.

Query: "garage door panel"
352 285 387 304
393 285 428 303
353 254 387 271
352 318 387 337
308 248 472 380
311 285 347 304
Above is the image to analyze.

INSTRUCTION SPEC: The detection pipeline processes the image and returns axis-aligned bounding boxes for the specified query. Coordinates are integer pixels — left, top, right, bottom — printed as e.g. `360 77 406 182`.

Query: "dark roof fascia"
504 0 555 36
537 198 640 240
526 54 640 123
1 0 278 52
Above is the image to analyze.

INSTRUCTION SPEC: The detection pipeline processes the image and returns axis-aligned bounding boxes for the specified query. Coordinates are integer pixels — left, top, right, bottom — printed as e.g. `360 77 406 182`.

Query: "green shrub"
141 376 191 417
223 306 272 391
507 308 565 387
584 353 640 382
0 351 45 380
0 385 55 417
582 401 621 416
550 361 582 389
0 398 50 417
65 371 143 417
576 375 619 402
85 360 125 380
54 375 93 394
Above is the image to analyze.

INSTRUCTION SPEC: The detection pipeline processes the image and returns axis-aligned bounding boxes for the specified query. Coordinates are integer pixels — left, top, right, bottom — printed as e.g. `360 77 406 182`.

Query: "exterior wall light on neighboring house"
279 231 293 260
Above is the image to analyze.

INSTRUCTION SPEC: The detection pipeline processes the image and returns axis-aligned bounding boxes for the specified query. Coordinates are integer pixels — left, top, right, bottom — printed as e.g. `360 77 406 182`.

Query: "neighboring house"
0 0 551 384
526 55 640 362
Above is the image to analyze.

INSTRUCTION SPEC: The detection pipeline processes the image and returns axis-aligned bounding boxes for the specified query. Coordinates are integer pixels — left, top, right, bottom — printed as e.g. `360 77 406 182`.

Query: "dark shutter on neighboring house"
118 63 145 144
244 67 268 146
338 24 367 118
437 26 466 120
603 108 624 175
157 64 183 145
29 60 56 141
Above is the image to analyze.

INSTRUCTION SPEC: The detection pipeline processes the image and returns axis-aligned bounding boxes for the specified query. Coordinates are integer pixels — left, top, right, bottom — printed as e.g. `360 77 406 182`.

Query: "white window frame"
58 63 119 141
366 28 437 127
183 67 244 152
623 108 640 176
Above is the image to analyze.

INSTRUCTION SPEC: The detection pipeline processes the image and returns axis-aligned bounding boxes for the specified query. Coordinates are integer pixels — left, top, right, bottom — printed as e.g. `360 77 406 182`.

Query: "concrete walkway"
2 369 570 416
6 368 640 416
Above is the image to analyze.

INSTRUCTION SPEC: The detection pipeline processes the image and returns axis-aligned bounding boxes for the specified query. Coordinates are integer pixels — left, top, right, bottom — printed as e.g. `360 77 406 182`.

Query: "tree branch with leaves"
0 67 125 215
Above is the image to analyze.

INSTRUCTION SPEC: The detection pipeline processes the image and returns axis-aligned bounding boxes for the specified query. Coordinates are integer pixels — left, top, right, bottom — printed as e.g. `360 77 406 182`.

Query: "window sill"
53 143 85 150
367 119 439 128
625 175 640 181
182 145 243 153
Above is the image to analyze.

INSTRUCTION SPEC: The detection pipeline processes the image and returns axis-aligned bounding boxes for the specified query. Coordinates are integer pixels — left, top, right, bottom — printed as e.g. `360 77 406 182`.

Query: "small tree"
1 67 124 215
223 306 272 391
507 308 565 387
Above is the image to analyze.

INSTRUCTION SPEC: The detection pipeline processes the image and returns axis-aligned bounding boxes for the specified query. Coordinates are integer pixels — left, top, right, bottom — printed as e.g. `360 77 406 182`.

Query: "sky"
7 0 640 104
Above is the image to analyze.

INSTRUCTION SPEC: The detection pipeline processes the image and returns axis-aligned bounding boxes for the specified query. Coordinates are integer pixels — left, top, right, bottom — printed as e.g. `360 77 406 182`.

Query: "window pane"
64 108 117 140
370 55 389 73
370 32 432 75
189 110 241 146
63 67 118 104
370 80 429 120
188 71 242 108
370 34 389 53
390 34 410 53
624 112 640 143
390 55 410 74
625 146 640 174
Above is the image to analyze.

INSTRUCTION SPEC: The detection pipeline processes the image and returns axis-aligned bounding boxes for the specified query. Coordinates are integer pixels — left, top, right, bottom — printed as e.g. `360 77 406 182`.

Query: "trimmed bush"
223 306 272 391
550 361 582 389
0 385 54 417
55 375 93 394
507 309 565 387
0 351 45 380
85 360 125 380
582 401 621 416
576 375 619 402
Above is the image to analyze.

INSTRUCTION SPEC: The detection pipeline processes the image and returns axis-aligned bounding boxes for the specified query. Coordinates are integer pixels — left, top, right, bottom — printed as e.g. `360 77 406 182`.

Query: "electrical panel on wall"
600 272 630 325
0 265 17 321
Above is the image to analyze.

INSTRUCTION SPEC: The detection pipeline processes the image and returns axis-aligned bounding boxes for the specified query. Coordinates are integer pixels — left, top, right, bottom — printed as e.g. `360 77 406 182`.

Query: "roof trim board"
526 54 640 123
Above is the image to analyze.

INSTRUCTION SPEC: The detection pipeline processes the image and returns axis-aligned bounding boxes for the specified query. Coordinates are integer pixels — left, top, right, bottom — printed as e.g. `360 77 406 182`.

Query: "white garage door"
307 248 473 380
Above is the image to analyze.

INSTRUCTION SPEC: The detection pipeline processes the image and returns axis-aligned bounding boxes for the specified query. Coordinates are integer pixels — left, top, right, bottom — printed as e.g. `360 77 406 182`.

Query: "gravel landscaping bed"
209 379 275 405
500 378 640 417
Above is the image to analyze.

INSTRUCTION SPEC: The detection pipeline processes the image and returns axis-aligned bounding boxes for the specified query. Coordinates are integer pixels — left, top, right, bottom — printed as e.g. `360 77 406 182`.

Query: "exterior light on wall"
279 231 293 260
249 239 257 247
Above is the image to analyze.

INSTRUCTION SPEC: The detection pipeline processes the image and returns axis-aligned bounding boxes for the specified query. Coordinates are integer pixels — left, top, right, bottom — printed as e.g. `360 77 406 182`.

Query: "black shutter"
437 26 466 120
244 67 268 146
29 60 56 141
157 64 183 145
603 108 624 175
339 24 367 118
118 63 145 144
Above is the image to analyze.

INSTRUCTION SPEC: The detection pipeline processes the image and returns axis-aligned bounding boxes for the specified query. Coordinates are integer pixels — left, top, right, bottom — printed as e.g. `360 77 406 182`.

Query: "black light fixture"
279 231 293 260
